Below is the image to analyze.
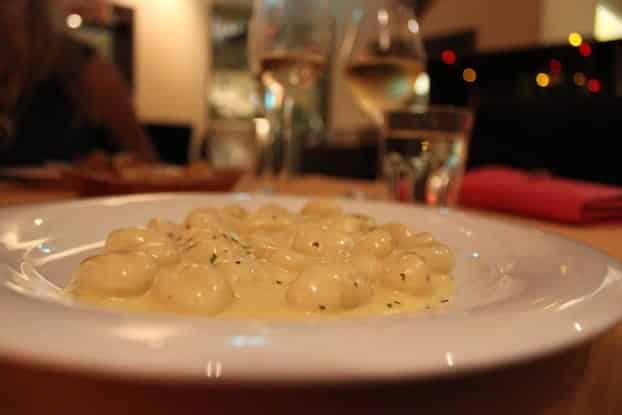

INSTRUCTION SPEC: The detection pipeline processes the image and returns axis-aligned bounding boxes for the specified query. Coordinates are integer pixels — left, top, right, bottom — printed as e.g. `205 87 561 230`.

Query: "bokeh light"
568 32 583 47
587 79 602 93
441 50 457 65
66 13 83 29
549 59 562 74
573 72 587 86
536 73 550 88
579 42 592 57
462 68 477 83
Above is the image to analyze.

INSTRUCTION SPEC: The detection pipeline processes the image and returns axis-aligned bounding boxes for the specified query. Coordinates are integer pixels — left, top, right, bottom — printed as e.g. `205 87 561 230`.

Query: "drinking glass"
341 0 428 126
383 107 474 206
248 0 333 177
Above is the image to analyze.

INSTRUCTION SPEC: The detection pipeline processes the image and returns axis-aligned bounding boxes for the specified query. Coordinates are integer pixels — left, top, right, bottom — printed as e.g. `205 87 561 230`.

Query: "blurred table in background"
1 176 621 415
0 181 77 207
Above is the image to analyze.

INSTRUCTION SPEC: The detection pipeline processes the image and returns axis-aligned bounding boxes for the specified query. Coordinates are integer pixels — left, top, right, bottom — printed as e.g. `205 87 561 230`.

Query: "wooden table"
1 177 621 415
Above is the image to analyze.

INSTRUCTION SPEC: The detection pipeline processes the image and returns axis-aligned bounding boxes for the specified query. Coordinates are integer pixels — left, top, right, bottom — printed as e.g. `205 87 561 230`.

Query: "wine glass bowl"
342 1 428 125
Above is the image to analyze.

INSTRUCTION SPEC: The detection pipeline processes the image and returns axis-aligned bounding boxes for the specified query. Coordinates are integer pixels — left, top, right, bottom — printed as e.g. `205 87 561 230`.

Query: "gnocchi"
69 200 454 318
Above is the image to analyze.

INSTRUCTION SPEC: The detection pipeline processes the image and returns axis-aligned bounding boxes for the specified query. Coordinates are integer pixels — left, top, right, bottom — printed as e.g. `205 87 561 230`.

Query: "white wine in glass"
342 1 428 125
260 52 326 92
345 57 425 125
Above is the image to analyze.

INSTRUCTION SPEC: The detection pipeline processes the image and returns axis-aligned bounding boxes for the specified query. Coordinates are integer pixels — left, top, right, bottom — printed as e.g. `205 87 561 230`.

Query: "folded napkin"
459 166 622 224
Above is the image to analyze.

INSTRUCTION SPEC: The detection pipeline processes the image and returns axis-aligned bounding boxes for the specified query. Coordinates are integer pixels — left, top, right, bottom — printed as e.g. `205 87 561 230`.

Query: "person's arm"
80 57 159 161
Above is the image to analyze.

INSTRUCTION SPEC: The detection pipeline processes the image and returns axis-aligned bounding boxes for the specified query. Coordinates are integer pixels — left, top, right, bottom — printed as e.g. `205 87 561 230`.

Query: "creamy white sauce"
69 199 454 319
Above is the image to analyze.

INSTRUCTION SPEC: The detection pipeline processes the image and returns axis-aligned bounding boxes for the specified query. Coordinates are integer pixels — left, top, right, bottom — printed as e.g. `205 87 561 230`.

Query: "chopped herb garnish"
412 252 425 261
319 305 326 310
400 272 406 281
235 260 241 265
440 299 449 303
181 242 197 252
386 303 393 308
210 253 217 264
226 234 241 244
312 241 320 248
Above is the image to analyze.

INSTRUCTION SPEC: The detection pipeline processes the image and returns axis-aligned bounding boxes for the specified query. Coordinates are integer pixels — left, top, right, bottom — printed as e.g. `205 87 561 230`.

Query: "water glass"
383 106 474 206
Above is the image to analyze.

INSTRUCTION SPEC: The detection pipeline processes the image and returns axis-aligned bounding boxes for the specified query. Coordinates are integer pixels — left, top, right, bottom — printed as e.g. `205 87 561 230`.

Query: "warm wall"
110 0 209 139
540 0 598 44
420 0 542 51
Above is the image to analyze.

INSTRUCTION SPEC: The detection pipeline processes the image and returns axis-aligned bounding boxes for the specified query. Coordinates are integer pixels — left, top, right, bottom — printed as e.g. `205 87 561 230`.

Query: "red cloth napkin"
459 166 622 224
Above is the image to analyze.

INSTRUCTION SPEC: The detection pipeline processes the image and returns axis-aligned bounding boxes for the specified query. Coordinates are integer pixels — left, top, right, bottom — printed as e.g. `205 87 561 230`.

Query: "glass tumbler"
383 106 474 206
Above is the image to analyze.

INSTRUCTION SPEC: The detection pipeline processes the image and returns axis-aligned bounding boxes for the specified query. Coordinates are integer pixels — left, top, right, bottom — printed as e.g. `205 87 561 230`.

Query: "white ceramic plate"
1 193 621 384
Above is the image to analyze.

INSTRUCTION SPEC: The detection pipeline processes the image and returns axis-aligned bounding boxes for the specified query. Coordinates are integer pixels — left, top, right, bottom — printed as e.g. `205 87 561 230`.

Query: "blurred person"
0 0 158 165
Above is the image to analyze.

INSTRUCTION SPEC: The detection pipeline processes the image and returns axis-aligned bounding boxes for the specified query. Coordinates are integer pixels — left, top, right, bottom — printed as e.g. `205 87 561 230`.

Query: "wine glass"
248 0 334 177
341 0 428 126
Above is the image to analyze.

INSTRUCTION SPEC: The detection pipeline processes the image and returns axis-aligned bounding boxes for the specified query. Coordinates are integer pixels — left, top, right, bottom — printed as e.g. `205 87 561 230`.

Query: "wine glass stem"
258 91 302 179
281 94 300 178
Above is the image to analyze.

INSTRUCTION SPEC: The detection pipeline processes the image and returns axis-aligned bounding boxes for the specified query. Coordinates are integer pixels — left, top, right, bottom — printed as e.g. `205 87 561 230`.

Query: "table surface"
1 177 621 415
